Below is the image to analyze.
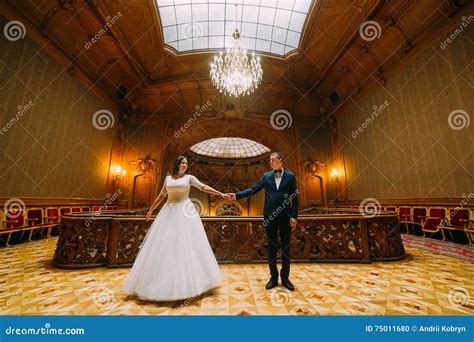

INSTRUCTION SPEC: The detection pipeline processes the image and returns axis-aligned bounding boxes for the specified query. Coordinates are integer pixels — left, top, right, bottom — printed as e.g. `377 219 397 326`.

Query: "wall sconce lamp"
330 168 343 203
330 168 341 182
111 165 127 180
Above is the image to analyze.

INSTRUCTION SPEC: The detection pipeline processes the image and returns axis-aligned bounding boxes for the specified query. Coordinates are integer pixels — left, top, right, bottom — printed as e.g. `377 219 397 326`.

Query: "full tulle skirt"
123 199 222 301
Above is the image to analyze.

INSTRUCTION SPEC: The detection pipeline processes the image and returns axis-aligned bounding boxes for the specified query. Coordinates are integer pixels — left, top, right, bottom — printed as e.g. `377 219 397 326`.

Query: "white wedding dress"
123 174 222 301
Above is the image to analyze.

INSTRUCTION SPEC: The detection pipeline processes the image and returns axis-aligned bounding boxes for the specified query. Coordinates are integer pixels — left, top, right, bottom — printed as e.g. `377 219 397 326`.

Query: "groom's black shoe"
281 278 295 291
265 277 278 290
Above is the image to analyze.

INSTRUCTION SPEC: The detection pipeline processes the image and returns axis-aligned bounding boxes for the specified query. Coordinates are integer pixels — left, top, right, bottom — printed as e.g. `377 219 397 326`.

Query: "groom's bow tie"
273 169 282 175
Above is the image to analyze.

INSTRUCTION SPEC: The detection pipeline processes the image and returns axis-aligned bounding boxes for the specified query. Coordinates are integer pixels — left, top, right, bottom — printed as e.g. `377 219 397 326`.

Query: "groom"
227 152 298 291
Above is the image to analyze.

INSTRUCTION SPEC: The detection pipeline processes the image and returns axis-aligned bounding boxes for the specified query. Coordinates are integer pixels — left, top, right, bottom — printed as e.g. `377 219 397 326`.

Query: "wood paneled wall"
0 16 117 198
336 24 473 200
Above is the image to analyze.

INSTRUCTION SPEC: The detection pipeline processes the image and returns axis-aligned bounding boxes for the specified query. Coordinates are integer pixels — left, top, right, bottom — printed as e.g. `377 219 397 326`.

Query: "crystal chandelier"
209 5 263 97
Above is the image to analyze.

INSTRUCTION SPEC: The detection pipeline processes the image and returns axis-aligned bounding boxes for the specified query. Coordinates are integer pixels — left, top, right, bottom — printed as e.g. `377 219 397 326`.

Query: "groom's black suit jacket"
235 170 298 220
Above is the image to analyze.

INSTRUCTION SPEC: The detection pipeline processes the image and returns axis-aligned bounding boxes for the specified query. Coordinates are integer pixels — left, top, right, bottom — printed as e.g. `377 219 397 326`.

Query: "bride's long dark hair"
171 155 189 177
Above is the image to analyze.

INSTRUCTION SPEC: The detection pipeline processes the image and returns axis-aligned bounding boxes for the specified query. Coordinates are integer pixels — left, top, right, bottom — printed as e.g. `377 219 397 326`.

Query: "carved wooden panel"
53 218 108 268
368 217 405 260
112 219 150 266
52 212 405 268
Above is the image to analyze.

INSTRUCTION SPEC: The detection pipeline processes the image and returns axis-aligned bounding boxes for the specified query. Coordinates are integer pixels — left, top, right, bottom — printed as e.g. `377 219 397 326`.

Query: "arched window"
216 202 242 216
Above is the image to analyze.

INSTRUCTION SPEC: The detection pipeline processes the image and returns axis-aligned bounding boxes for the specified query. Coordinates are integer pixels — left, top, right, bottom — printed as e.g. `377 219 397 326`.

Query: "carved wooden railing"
52 208 405 269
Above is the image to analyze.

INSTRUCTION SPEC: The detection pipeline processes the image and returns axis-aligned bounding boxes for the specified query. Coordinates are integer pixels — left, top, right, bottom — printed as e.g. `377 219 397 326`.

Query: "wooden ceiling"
1 0 471 123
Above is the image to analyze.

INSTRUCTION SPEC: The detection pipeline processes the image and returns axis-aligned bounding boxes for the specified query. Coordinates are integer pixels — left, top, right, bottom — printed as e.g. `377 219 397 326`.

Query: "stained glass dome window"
190 137 270 158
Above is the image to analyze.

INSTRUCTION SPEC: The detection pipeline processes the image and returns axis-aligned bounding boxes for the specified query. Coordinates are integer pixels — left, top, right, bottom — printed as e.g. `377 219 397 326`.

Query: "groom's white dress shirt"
274 169 284 190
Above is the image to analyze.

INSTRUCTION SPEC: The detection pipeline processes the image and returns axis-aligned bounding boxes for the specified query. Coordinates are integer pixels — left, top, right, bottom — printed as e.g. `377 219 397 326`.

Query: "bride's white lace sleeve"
189 175 207 190
159 176 168 197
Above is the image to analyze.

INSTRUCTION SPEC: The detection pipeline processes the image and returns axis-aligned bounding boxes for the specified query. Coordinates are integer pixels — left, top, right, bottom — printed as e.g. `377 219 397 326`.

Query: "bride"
123 155 227 301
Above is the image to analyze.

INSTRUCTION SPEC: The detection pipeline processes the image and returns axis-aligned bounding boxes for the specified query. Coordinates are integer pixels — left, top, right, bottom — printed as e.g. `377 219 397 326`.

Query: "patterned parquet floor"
0 237 472 315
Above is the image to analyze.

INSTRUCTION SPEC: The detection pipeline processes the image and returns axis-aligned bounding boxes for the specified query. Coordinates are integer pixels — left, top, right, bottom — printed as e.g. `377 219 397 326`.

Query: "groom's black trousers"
264 213 291 279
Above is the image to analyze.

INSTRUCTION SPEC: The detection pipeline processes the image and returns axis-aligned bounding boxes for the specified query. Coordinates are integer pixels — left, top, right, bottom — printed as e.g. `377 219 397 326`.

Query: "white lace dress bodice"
163 174 206 204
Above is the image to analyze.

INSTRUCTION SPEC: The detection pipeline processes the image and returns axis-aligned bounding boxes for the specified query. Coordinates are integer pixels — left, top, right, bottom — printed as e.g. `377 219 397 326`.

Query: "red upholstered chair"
398 207 411 233
0 210 7 246
26 208 44 226
422 207 445 239
71 207 81 213
466 210 474 245
0 210 6 230
44 207 61 237
412 207 427 223
45 207 60 224
59 207 71 221
386 206 397 212
81 207 91 212
442 208 471 244
92 205 106 212
429 207 445 219
112 206 119 210
448 208 470 227
0 208 26 246
26 208 48 241
6 208 25 229
398 207 411 221
105 206 114 211
408 207 427 236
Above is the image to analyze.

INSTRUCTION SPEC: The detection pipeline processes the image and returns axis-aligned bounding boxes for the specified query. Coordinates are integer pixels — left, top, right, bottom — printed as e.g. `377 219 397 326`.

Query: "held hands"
221 193 236 201
290 218 297 228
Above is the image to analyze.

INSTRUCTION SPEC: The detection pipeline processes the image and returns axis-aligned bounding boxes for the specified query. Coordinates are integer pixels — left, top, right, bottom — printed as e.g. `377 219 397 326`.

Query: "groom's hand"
290 218 297 228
